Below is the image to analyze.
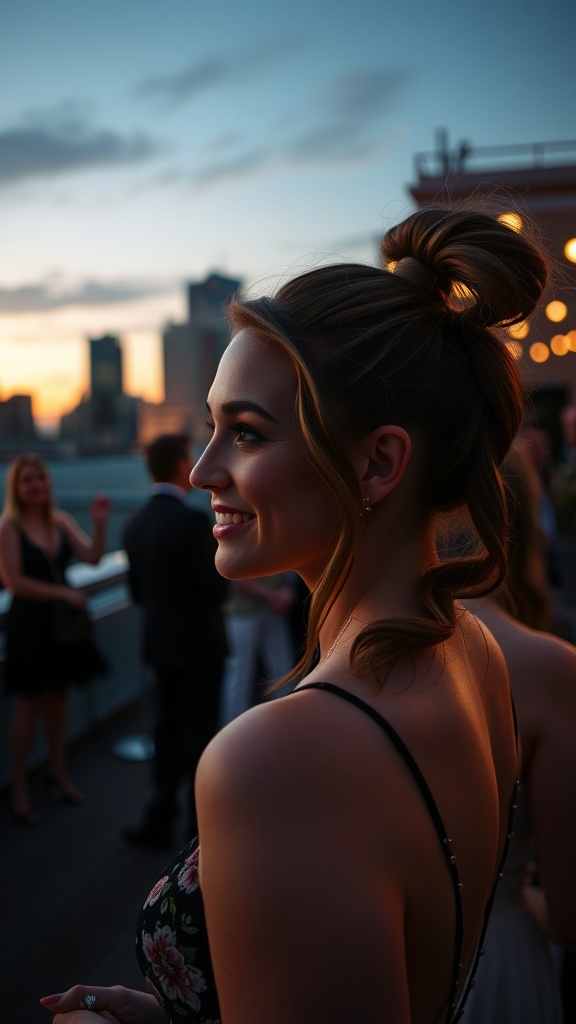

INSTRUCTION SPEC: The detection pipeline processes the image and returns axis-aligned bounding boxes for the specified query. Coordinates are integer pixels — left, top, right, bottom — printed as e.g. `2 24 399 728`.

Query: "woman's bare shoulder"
54 509 76 532
197 692 341 807
0 515 17 537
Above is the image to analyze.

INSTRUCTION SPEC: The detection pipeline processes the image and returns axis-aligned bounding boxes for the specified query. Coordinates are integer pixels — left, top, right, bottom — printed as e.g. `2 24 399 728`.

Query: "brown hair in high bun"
227 205 549 686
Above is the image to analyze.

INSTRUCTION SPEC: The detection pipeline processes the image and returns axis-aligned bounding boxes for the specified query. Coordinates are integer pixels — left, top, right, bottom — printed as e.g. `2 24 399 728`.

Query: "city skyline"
1 0 574 431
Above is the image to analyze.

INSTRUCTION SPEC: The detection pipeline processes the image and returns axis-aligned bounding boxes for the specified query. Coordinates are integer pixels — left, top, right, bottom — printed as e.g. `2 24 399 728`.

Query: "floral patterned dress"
135 838 220 1024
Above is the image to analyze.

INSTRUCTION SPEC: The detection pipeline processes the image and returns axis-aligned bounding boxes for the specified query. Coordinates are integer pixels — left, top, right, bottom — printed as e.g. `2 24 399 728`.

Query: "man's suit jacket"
123 493 228 670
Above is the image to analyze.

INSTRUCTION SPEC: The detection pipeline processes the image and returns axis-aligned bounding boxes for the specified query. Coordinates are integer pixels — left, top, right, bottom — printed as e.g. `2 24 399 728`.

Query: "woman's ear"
353 426 412 506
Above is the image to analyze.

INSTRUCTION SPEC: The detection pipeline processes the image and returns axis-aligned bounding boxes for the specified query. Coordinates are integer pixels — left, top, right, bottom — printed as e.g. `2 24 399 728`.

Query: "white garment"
220 607 295 726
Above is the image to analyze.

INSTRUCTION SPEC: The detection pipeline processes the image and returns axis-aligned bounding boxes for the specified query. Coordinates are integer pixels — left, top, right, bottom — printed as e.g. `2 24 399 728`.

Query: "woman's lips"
212 504 255 537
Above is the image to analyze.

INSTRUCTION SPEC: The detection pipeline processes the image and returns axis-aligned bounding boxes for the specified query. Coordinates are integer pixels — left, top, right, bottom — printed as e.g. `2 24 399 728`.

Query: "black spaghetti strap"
297 681 520 1023
297 681 465 1020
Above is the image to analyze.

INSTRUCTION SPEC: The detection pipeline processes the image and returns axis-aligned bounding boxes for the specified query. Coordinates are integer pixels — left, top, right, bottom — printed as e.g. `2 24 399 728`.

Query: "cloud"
134 35 303 107
135 56 232 104
286 68 412 164
0 277 173 313
186 65 413 190
0 104 158 186
190 149 269 188
320 68 412 121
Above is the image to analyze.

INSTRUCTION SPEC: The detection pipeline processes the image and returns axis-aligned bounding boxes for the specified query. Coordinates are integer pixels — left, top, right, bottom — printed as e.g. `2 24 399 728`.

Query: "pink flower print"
178 847 200 894
142 923 207 1012
144 875 170 909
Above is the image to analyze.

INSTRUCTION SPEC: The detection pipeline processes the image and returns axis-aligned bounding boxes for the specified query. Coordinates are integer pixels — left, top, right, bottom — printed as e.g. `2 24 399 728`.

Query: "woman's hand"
62 587 88 610
40 984 168 1024
90 494 112 525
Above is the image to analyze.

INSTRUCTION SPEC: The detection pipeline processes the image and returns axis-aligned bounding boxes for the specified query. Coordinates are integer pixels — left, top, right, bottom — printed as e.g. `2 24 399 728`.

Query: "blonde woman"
0 453 110 825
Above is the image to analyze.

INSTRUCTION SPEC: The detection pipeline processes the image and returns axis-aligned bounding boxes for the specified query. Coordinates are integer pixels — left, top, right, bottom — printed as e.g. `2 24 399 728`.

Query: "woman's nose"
190 447 230 492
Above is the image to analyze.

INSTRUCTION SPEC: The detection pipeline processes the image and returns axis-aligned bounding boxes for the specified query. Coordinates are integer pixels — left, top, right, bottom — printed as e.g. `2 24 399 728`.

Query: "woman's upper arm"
196 708 410 1024
0 518 22 588
57 511 94 563
528 642 576 946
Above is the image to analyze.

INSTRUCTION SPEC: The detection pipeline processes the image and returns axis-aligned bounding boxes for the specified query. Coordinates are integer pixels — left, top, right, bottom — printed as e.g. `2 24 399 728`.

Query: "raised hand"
90 494 112 524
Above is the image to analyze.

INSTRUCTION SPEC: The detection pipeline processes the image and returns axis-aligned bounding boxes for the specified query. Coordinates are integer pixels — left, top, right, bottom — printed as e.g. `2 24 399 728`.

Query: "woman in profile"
463 445 576 1024
0 453 110 826
43 206 547 1024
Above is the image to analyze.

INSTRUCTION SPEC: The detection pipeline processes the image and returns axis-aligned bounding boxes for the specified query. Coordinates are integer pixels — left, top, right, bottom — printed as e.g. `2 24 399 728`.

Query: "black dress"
4 527 108 695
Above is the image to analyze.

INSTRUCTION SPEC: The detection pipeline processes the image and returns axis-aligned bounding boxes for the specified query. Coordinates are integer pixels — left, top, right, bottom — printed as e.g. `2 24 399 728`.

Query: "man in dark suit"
123 433 227 848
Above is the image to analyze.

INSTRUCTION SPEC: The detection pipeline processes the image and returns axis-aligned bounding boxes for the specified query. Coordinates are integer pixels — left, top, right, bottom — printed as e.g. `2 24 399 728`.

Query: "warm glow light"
529 342 550 363
550 334 569 356
506 341 523 360
567 330 576 352
564 238 576 263
546 300 568 322
387 261 398 272
498 212 523 233
508 321 529 339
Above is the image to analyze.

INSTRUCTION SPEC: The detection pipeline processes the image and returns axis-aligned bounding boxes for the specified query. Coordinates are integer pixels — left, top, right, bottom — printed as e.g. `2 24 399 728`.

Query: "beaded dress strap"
297 681 465 1020
298 681 520 1023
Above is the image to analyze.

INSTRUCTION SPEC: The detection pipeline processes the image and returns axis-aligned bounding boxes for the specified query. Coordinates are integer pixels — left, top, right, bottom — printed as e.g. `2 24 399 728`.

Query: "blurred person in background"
0 452 110 826
462 444 576 1024
518 424 562 589
220 572 297 725
551 405 576 538
123 434 228 849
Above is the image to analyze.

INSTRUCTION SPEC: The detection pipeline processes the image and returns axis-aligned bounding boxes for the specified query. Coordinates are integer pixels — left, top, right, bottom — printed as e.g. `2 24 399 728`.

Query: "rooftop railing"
414 138 576 180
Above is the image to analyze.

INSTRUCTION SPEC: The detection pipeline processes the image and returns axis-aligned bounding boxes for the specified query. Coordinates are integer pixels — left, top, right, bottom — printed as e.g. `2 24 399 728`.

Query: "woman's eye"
231 421 265 444
205 420 215 433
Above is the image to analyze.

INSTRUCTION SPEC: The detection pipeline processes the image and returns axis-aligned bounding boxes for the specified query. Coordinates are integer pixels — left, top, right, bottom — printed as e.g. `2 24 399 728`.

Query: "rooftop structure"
408 133 576 442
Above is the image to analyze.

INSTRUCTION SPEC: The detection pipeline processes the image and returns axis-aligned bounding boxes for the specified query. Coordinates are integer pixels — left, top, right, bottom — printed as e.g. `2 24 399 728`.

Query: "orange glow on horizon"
0 321 164 426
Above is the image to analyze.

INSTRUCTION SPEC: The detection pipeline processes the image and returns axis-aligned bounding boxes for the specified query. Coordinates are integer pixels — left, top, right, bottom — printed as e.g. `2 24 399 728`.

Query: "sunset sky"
1 0 574 431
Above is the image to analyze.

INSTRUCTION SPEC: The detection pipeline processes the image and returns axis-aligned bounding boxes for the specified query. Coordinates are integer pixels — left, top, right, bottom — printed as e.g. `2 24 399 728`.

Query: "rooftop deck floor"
0 696 189 1024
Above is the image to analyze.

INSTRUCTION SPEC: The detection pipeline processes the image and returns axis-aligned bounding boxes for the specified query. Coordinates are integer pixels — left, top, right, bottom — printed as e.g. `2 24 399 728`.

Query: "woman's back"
196 610 518 1024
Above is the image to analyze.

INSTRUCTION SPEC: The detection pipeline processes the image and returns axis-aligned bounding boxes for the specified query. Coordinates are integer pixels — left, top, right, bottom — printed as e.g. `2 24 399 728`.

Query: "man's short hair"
145 433 191 482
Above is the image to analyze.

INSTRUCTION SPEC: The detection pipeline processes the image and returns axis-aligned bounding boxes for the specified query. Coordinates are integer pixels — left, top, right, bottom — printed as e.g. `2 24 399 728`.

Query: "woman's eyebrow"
205 400 279 425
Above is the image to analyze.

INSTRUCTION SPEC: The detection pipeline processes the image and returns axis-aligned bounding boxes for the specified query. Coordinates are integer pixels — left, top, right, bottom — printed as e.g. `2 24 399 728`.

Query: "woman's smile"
212 503 256 537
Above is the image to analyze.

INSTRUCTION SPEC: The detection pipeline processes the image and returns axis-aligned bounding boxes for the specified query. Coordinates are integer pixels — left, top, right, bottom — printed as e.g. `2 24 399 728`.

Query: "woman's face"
15 462 51 509
191 329 339 585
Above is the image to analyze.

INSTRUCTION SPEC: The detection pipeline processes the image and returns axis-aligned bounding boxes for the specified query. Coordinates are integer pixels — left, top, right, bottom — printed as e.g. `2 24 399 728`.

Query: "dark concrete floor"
0 698 191 1024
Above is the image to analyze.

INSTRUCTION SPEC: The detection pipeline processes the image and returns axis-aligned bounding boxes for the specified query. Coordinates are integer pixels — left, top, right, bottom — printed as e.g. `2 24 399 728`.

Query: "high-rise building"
408 133 576 441
162 273 241 437
60 333 137 451
90 334 124 435
0 394 36 449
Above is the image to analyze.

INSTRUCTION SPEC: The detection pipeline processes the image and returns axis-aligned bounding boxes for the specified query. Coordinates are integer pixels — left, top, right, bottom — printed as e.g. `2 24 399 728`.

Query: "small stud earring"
361 495 371 514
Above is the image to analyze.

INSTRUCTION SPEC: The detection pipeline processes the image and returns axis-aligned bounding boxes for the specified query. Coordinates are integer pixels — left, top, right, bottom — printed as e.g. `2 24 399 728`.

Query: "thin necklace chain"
325 614 353 659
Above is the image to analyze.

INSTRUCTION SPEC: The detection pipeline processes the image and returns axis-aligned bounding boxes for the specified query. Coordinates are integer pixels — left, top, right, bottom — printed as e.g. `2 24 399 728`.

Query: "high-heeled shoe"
45 773 86 805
